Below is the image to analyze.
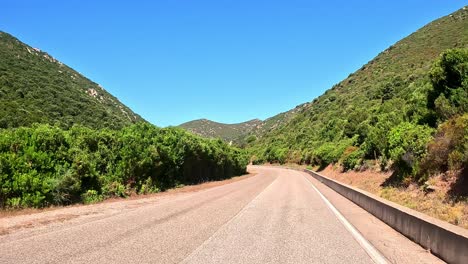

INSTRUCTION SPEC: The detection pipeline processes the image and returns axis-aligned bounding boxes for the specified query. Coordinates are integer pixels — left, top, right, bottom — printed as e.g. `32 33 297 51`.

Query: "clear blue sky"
2 1 466 126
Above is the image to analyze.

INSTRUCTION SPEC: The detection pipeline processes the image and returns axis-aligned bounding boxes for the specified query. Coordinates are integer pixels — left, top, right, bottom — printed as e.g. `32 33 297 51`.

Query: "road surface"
0 166 441 263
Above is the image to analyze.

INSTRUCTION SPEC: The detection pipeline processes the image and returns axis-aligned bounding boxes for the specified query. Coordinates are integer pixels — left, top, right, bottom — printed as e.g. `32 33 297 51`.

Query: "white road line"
180 173 279 263
304 174 389 264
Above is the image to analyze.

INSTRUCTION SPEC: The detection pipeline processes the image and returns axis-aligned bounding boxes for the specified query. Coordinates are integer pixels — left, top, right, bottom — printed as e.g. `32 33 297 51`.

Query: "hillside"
0 123 248 208
179 102 309 145
255 102 310 136
179 119 262 144
249 6 467 181
0 31 143 129
0 34 249 210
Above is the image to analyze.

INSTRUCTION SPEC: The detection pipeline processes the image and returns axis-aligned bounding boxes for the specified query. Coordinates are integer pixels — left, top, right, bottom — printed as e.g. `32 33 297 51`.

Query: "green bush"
387 122 434 177
81 190 102 204
341 146 363 171
428 48 468 122
138 177 160 195
245 135 257 144
419 114 468 178
312 138 356 168
0 123 248 208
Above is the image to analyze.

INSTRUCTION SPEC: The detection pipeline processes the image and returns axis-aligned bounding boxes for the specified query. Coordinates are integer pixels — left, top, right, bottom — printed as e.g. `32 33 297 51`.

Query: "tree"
428 48 468 122
387 122 434 177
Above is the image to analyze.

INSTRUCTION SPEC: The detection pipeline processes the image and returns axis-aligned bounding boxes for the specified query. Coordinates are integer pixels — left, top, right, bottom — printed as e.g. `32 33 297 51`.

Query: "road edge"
303 174 388 264
180 173 278 263
302 168 468 264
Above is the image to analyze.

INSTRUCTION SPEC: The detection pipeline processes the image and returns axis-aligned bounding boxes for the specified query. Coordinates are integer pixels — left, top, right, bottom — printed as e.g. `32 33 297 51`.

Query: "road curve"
1 166 376 263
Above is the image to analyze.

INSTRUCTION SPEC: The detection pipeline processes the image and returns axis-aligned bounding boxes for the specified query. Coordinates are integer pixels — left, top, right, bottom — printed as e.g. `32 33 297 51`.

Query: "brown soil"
0 173 254 234
0 173 254 219
99 173 256 205
319 165 468 229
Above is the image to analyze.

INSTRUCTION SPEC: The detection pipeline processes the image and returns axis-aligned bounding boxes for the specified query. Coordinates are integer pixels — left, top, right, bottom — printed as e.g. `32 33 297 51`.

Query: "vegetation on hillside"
248 7 468 186
0 123 248 208
1 7 466 211
0 31 143 129
179 119 262 145
0 31 249 209
179 103 309 146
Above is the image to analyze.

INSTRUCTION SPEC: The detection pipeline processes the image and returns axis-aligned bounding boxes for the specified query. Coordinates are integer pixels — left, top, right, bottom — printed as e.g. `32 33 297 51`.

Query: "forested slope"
0 31 143 129
249 7 468 183
180 119 262 145
0 32 249 209
179 103 309 146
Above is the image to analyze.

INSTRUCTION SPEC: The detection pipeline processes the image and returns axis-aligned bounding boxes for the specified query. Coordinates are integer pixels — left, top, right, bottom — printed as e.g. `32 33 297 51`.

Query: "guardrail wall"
303 169 468 264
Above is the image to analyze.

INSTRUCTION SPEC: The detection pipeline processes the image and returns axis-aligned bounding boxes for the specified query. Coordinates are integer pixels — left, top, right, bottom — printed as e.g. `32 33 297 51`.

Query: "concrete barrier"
302 169 468 264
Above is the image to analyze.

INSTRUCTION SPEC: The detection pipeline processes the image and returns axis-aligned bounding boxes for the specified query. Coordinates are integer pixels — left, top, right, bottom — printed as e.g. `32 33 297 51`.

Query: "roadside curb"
303 173 388 264
301 168 468 264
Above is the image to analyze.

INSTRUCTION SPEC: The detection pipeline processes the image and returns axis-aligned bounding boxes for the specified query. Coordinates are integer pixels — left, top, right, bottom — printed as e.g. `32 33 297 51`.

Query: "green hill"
249 7 467 181
0 32 251 209
179 103 309 146
179 119 263 144
0 31 143 129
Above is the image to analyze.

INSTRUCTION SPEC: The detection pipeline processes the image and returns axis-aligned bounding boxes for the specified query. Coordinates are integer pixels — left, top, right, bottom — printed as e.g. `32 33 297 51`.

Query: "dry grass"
319 165 468 229
379 186 467 227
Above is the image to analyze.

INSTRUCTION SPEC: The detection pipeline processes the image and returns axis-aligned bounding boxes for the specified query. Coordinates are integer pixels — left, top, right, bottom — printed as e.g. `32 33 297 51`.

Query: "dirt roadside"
263 163 468 229
317 165 468 229
0 173 254 236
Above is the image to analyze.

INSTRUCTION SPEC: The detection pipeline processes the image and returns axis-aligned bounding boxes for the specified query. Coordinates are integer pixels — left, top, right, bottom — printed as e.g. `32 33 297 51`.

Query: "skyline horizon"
2 1 465 126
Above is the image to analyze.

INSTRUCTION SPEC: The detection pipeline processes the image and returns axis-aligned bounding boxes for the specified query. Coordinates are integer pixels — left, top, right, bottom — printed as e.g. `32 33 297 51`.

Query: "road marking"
1 176 257 245
303 174 388 264
181 172 279 263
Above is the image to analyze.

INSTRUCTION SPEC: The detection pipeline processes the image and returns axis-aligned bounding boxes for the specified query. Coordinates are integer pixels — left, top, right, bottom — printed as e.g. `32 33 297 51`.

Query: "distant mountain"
179 119 263 145
256 103 310 135
181 6 468 180
179 102 309 145
0 31 143 129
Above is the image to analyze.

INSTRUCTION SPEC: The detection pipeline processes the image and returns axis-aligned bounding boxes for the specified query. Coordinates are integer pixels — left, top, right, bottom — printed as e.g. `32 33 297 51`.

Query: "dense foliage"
0 31 143 129
0 123 248 208
248 7 468 183
180 119 263 146
179 103 309 147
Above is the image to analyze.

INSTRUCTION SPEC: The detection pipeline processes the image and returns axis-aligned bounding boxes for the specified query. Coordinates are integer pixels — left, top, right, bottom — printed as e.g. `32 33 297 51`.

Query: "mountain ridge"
179 6 467 180
179 102 309 145
179 118 262 144
0 31 144 129
180 7 467 146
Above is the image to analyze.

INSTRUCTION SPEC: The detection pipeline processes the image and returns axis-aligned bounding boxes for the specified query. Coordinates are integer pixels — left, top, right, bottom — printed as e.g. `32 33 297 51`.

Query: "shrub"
419 114 468 178
313 139 355 168
428 48 468 122
0 124 248 208
341 146 363 171
81 190 102 204
448 150 464 171
245 135 257 144
387 122 434 177
138 177 160 195
262 146 288 164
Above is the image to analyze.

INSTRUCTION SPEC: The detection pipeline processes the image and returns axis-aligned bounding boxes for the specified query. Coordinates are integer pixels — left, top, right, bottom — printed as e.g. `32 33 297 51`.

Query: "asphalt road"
0 166 437 263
